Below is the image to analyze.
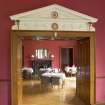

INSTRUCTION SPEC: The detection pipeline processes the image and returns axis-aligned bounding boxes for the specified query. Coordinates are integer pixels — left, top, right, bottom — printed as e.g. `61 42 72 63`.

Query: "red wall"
23 40 77 68
0 0 105 105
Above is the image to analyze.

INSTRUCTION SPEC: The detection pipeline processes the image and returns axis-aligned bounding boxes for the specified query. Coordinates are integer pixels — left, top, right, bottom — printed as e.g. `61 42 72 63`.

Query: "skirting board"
96 101 105 105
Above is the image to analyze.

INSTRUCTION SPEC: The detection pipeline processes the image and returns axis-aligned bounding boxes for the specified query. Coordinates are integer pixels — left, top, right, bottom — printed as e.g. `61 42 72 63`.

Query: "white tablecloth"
42 72 66 80
21 67 33 73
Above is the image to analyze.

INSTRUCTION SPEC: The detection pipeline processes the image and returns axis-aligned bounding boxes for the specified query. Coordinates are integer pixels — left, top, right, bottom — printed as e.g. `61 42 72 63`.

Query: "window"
35 48 48 59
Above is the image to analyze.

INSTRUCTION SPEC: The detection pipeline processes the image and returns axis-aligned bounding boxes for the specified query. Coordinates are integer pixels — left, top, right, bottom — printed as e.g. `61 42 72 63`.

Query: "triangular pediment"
10 4 98 31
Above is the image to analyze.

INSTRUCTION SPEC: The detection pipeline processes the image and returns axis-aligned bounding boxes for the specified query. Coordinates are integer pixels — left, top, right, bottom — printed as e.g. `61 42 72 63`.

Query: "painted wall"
0 0 105 105
22 40 77 68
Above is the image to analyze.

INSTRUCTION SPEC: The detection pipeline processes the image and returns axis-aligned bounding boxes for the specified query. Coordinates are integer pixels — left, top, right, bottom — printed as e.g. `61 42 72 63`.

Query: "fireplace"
32 59 52 75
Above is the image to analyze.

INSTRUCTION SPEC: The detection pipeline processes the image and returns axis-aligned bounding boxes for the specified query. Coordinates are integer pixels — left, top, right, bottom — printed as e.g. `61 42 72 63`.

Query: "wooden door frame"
11 30 96 105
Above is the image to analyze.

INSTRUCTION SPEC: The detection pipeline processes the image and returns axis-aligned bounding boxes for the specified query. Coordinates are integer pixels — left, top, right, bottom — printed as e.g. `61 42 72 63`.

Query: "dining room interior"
21 35 89 105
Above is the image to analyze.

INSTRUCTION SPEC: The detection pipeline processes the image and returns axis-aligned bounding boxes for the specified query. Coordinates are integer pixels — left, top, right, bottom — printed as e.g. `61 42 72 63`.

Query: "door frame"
59 47 74 69
11 30 96 105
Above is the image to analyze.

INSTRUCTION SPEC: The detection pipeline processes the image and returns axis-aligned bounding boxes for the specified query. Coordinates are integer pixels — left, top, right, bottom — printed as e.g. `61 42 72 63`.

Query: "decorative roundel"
51 23 59 30
51 11 58 19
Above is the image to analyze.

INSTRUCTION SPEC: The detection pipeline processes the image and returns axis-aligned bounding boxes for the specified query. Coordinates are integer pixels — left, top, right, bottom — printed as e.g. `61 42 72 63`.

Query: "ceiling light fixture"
54 32 58 38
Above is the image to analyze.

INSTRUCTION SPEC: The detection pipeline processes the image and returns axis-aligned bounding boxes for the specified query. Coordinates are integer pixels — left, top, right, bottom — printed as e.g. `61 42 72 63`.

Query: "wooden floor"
22 77 85 105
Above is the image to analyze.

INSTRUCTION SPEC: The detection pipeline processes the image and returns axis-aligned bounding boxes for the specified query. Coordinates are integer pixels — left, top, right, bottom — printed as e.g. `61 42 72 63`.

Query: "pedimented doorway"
10 4 97 105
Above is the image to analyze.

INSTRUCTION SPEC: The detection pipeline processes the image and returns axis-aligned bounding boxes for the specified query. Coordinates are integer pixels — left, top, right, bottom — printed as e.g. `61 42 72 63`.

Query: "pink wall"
23 40 77 68
0 0 105 105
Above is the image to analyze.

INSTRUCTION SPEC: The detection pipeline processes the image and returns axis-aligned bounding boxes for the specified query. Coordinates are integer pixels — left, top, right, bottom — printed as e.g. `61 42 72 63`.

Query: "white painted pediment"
10 4 98 31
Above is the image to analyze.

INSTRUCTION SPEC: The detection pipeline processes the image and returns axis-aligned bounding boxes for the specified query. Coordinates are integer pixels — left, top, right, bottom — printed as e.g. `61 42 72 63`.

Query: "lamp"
50 54 54 59
31 54 35 60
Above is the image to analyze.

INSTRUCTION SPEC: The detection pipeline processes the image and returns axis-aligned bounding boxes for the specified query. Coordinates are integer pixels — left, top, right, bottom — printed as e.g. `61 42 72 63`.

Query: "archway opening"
11 30 95 105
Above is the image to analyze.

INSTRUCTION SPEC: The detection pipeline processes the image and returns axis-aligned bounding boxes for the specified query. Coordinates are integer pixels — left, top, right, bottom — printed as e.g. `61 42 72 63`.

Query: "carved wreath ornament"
51 11 58 19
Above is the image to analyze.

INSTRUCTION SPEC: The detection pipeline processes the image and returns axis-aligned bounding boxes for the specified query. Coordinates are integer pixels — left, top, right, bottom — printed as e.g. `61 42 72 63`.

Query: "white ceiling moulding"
10 4 98 31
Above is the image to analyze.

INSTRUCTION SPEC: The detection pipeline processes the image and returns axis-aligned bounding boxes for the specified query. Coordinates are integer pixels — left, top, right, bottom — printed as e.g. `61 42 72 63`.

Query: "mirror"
35 48 49 59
